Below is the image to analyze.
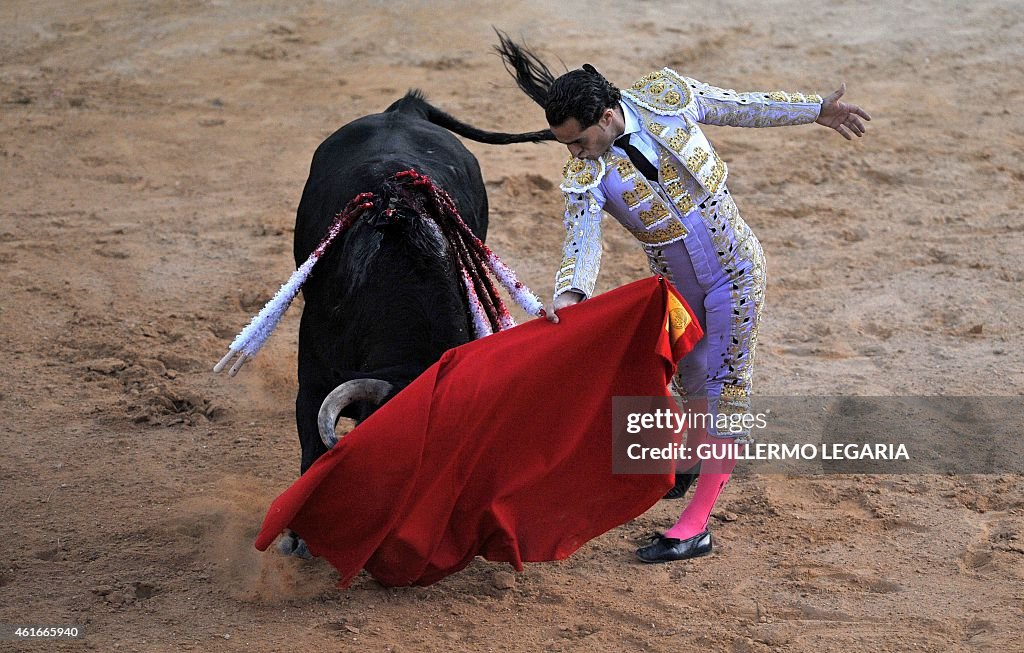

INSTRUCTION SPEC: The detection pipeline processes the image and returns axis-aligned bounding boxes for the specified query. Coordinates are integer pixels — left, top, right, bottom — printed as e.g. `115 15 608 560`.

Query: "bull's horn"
318 379 394 449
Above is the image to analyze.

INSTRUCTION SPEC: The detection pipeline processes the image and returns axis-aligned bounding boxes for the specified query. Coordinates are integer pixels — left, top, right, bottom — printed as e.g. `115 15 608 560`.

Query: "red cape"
255 276 703 587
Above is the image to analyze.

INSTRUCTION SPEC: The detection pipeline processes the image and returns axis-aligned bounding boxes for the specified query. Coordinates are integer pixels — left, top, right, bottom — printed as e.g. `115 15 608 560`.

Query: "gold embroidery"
695 193 766 392
705 154 727 195
681 196 696 215
686 148 709 174
624 70 692 115
664 180 686 198
667 128 689 153
661 162 679 182
556 193 603 297
721 384 749 399
700 101 820 128
614 158 636 183
627 220 688 245
717 387 752 422
622 185 653 210
719 384 752 420
657 151 701 215
660 68 692 90
760 113 817 127
765 90 821 105
719 196 747 241
638 202 671 227
665 182 696 214
560 156 605 192
563 194 586 225
631 72 657 90
646 120 668 137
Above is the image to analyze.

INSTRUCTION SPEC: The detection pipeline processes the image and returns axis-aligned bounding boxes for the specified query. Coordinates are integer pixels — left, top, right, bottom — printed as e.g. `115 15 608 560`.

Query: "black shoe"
662 463 701 500
636 531 713 563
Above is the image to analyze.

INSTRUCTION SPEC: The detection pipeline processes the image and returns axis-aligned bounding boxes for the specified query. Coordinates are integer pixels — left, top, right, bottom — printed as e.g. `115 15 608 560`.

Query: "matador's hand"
545 290 584 324
816 83 871 140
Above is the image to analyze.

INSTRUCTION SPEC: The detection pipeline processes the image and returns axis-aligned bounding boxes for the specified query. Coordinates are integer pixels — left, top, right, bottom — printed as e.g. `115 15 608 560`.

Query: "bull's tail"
387 90 555 144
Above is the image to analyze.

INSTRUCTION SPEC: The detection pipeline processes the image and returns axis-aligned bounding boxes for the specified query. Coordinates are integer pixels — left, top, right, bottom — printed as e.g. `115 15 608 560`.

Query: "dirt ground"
2 1 1023 651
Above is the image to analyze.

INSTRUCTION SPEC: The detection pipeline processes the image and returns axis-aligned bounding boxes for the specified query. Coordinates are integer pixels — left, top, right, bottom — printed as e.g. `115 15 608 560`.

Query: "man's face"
551 109 617 161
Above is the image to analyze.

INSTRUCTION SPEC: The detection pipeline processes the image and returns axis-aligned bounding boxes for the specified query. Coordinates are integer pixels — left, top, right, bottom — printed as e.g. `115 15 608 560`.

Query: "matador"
496 34 870 563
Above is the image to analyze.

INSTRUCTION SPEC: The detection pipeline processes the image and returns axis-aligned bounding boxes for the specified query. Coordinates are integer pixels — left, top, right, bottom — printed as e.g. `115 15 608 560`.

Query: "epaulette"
560 156 606 193
621 68 694 116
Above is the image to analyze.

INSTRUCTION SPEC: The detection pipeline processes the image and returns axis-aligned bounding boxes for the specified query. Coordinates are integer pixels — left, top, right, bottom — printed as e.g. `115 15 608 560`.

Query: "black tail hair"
387 89 554 144
493 29 558 109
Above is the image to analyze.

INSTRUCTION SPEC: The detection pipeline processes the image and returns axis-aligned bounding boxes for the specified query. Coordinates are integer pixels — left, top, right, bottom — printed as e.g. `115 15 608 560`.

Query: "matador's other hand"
816 83 871 140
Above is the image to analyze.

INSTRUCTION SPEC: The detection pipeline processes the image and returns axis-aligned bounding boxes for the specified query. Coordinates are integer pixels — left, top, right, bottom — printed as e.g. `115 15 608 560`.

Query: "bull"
272 92 550 557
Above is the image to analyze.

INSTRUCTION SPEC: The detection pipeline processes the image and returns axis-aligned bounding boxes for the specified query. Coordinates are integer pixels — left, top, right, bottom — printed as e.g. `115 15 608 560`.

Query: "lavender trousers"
643 187 766 441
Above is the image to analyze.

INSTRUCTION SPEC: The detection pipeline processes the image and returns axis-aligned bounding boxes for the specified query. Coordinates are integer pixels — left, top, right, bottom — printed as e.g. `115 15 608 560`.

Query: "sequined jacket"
555 68 822 299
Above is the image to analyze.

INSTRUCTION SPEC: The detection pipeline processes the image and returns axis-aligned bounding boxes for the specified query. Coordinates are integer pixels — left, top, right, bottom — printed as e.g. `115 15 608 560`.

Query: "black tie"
614 134 659 182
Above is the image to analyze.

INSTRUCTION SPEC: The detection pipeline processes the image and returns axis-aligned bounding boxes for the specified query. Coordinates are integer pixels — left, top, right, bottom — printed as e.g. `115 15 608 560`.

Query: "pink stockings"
663 457 737 540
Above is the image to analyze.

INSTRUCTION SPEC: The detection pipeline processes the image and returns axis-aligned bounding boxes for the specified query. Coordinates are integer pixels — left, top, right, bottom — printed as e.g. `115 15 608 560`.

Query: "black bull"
292 91 552 475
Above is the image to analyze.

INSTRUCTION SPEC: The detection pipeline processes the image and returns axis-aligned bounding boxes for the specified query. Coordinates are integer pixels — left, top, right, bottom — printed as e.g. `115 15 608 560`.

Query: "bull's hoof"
292 539 313 560
276 532 298 555
276 532 314 560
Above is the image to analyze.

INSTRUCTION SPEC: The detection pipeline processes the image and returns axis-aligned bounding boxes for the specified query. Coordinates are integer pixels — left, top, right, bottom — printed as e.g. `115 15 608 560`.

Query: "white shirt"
611 101 660 171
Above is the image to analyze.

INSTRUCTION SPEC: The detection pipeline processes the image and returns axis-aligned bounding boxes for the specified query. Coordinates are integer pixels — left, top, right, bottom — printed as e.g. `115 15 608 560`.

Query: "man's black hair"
545 65 621 128
494 30 621 128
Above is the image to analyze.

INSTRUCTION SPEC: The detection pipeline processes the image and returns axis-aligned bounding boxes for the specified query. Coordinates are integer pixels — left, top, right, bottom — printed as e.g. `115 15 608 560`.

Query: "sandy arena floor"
1 1 1022 651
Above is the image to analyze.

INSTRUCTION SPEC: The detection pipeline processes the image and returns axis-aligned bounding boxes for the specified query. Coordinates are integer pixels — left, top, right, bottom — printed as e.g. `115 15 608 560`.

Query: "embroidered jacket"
555 68 822 299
